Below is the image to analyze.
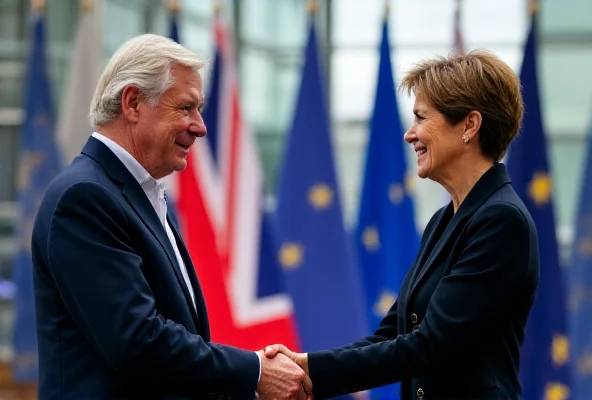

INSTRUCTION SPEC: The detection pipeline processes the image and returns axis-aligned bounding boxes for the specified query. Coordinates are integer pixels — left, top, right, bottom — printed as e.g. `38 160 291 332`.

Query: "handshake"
256 344 312 400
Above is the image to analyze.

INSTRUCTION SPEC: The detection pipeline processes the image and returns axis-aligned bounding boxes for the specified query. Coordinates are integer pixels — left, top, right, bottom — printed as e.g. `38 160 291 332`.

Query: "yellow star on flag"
373 291 396 317
279 243 304 270
528 172 552 206
308 183 333 211
362 226 380 252
551 334 569 367
544 382 570 400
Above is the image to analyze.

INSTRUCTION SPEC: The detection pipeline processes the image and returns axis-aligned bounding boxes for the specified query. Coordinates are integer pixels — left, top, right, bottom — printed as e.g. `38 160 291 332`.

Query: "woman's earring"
462 134 470 144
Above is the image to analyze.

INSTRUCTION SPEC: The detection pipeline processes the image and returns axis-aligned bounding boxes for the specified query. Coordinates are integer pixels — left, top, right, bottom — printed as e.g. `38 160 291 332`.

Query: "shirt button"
417 387 424 398
411 313 418 323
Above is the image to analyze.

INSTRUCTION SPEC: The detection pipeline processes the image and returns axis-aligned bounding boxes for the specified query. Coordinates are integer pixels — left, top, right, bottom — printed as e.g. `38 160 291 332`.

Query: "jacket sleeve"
307 201 534 398
46 182 259 398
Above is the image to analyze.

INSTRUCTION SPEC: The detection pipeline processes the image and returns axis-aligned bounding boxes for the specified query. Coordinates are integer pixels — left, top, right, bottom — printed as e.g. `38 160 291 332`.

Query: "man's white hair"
89 33 205 126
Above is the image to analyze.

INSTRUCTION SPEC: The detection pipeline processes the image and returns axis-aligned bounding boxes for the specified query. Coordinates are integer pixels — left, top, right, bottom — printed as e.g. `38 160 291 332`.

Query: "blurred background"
0 0 591 399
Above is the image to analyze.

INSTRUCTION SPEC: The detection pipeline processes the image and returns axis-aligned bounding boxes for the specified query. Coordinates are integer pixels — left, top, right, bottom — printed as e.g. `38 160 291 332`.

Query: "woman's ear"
463 110 482 142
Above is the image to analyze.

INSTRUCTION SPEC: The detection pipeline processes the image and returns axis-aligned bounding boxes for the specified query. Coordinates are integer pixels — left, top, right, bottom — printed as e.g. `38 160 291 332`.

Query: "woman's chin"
417 168 429 180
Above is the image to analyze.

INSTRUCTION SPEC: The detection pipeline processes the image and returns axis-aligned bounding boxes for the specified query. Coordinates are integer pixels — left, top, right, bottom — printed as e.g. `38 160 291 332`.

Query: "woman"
266 50 539 400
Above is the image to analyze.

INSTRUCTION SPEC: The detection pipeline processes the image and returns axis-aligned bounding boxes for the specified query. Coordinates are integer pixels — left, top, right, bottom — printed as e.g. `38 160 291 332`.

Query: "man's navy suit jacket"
32 137 259 400
307 163 540 400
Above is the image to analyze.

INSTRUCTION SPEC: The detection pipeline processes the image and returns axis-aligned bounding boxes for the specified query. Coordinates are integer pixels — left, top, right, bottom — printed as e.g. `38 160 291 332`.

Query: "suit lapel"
81 137 201 328
167 213 211 341
406 163 512 301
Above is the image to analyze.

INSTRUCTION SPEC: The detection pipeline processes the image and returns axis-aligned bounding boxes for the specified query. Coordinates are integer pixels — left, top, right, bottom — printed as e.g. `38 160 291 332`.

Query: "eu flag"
12 11 62 382
353 18 419 400
275 20 368 356
507 14 570 400
570 115 592 400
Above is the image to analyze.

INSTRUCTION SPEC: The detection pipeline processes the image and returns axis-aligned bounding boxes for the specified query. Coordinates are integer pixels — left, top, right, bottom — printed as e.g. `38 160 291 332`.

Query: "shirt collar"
91 132 162 189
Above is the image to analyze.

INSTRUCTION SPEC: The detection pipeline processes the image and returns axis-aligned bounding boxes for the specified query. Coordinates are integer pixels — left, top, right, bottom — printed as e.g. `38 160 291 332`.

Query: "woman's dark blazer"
307 163 539 400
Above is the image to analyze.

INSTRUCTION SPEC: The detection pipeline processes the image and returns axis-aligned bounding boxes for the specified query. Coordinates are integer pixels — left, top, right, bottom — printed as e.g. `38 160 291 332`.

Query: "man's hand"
264 345 309 377
256 351 312 399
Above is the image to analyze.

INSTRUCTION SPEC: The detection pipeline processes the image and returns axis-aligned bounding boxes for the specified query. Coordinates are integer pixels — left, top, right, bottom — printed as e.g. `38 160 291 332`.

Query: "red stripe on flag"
177 151 301 351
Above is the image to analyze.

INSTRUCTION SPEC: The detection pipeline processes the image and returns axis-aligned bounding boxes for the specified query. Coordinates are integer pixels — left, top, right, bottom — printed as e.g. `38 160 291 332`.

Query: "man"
32 34 310 400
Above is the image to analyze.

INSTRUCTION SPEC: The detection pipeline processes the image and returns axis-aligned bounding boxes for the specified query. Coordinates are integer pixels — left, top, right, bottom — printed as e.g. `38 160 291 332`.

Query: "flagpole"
32 0 44 11
529 0 539 16
214 0 223 18
168 0 180 14
81 0 93 11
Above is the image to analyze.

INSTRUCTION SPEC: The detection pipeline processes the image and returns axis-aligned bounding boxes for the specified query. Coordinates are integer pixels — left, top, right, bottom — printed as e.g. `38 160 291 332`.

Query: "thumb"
264 344 284 358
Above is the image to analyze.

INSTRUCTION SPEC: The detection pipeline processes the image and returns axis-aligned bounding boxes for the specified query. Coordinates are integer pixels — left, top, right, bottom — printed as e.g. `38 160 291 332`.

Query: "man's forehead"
170 67 204 98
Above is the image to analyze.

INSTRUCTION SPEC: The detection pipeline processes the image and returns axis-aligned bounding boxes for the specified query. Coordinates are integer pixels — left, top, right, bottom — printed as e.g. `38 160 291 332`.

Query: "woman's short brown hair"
400 50 523 162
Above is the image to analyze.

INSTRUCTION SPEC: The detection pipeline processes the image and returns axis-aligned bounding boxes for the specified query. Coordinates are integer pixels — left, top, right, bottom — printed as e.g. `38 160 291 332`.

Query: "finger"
302 374 313 395
263 344 282 358
297 385 306 400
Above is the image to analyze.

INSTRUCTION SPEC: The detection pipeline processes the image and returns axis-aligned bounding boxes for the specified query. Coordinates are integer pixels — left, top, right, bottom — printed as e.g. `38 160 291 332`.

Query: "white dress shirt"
91 132 261 383
91 132 196 310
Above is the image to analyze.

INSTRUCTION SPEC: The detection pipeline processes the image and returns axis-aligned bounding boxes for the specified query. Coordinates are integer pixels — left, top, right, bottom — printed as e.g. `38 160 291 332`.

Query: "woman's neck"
437 157 495 213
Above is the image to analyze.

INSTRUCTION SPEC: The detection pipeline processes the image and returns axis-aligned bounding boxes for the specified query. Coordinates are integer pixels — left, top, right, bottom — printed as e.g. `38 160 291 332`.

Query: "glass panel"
332 0 383 47
392 0 454 46
103 0 146 56
550 137 588 230
541 0 592 34
331 122 366 225
274 0 308 48
0 125 19 202
540 46 592 138
179 22 212 59
240 48 275 127
0 0 26 43
0 62 24 108
274 62 302 135
257 129 284 195
462 0 527 45
181 0 215 19
331 48 378 121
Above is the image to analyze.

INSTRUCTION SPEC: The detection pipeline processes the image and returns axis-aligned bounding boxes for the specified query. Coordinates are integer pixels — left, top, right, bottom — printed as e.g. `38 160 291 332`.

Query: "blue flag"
169 10 180 43
275 20 368 356
12 12 62 382
570 115 592 400
507 15 570 400
353 19 420 400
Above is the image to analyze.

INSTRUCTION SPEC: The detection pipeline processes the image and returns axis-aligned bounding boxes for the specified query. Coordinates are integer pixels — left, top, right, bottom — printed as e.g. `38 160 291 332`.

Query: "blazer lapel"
167 213 211 341
81 137 200 327
408 205 452 286
407 163 512 300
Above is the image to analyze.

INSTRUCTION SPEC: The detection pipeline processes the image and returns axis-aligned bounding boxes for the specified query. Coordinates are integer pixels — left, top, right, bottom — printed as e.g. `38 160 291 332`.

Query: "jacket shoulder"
475 185 535 231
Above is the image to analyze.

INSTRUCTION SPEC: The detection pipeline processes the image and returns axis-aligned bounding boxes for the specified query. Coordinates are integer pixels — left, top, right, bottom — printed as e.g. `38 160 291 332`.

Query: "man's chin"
174 160 188 172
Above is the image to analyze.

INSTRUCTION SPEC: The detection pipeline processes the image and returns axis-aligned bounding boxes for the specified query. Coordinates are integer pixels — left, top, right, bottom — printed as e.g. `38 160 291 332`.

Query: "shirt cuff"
255 351 262 382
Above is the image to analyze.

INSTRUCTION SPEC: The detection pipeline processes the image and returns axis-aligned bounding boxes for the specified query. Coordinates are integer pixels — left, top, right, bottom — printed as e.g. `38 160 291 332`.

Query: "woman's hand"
264 344 309 374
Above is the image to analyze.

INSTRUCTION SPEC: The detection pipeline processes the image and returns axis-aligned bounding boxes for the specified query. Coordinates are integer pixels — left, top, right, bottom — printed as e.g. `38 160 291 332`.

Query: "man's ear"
121 85 142 123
